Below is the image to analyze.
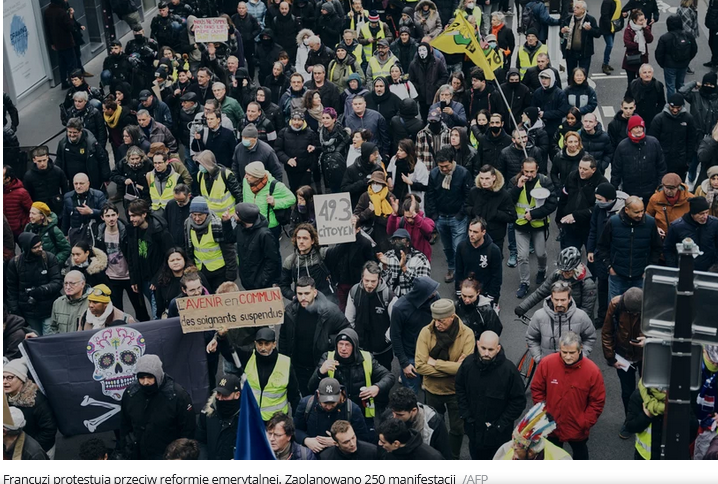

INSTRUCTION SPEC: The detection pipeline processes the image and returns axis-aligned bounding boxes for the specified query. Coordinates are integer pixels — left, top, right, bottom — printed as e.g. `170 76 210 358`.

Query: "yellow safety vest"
367 55 396 81
360 22 386 59
518 43 549 79
199 170 236 217
147 170 179 211
515 178 549 228
455 7 482 29
349 10 370 31
635 424 652 460
327 350 375 418
190 227 225 272
245 353 291 421
339 41 364 65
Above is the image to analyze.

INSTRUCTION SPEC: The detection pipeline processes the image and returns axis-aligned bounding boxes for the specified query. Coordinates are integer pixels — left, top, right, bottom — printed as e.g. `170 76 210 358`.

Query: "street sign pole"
661 239 699 460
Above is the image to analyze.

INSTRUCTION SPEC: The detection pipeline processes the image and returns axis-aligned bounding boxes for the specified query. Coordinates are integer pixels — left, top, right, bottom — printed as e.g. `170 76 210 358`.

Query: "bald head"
624 196 645 222
73 173 90 193
477 331 501 361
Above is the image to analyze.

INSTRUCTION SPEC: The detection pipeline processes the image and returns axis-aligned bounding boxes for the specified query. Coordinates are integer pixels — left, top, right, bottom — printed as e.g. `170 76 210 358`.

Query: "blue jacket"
425 164 472 219
293 395 371 448
525 1 561 42
61 188 107 233
611 135 667 199
587 196 625 278
390 276 440 369
596 210 663 279
664 213 718 271
428 100 467 128
343 108 391 158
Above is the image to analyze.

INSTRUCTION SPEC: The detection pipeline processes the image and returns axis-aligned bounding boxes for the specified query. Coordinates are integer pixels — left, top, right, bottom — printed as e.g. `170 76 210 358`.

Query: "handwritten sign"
193 17 228 43
314 193 356 245
177 287 284 333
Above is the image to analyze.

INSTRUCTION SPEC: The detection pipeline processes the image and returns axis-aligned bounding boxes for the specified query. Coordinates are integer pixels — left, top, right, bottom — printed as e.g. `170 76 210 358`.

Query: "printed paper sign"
193 17 228 42
314 193 356 245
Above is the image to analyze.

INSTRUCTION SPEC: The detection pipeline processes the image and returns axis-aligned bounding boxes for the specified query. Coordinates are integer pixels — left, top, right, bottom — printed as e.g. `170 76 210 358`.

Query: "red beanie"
627 115 646 143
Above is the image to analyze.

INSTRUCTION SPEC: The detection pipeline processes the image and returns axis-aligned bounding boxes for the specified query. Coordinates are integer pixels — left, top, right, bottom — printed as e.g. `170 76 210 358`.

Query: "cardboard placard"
193 17 228 43
314 192 356 245
177 287 284 333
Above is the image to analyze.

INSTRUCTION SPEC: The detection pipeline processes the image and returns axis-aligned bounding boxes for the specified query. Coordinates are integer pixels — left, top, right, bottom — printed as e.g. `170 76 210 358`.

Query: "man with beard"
125 26 159 96
463 68 493 122
345 262 397 371
23 146 68 218
56 119 110 192
196 374 241 460
456 331 526 460
454 218 503 303
244 328 301 421
467 164 514 254
120 354 196 460
318 420 378 460
390 27 418 73
101 41 132 89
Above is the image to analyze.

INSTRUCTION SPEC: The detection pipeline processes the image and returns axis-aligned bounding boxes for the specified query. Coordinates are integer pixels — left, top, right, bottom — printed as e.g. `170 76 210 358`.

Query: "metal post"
661 238 699 459
101 0 117 55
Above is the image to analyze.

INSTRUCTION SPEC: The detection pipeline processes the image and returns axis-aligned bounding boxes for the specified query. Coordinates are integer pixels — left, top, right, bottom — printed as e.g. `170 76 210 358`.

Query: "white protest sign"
314 193 356 245
193 17 228 43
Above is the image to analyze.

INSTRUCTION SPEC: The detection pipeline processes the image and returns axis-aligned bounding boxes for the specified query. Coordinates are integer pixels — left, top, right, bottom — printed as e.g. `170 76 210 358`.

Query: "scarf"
275 442 293 460
189 213 212 232
368 185 394 217
630 21 647 54
307 103 324 122
566 14 585 51
664 192 680 205
441 162 456 190
103 105 123 129
628 129 646 143
638 379 666 416
85 303 114 330
250 175 269 194
429 316 460 360
705 352 718 373
704 183 718 206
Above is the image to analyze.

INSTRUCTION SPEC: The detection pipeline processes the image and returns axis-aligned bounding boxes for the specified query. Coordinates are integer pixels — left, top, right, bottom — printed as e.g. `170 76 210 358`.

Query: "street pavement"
21 0 713 460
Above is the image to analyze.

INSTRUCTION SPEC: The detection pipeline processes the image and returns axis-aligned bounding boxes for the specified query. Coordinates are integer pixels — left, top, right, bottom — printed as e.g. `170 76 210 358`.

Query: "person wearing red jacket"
530 331 606 460
3 166 33 239
386 194 435 261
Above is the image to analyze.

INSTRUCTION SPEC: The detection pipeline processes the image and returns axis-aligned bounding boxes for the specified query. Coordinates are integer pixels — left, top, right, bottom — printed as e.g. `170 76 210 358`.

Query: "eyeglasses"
3 375 16 381
267 432 286 439
64 281 82 287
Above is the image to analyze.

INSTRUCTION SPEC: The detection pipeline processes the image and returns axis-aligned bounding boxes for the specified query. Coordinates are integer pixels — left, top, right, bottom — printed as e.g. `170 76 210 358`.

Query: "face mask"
140 383 159 396
392 241 407 252
198 164 208 174
490 126 502 135
488 42 497 49
290 123 302 132
297 204 307 213
303 38 310 46
242 139 252 147
371 183 383 193
134 34 144 41
216 399 241 419
418 47 428 59
466 2 475 8
596 200 614 209
428 121 441 133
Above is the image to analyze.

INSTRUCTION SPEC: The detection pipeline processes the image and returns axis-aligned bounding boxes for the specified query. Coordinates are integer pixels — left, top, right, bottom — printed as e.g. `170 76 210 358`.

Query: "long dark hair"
397 139 417 172
157 247 195 286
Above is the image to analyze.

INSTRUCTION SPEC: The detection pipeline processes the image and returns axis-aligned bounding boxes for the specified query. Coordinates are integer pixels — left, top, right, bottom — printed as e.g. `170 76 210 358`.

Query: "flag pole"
490 75 529 159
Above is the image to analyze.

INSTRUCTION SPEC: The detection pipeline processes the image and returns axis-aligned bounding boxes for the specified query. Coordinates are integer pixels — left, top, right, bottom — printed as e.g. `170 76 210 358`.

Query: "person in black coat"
664 198 718 271
55 122 110 192
341 142 383 206
196 374 241 460
580 114 613 172
466 166 514 252
559 2 601 75
275 111 320 192
109 147 153 201
378 419 443 460
3 312 36 360
64 93 107 148
647 94 697 180
558 155 608 251
493 69 531 129
222 203 281 290
456 332 526 460
627 67 666 130
315 3 342 47
61 177 107 237
23 148 68 218
190 109 237 169
475 114 512 166
655 14 698 97
531 69 570 138
409 43 449 119
120 355 196 460
454 277 503 339
497 130 544 181
454 219 503 301
318 421 379 460
366 78 402 123
390 98 423 151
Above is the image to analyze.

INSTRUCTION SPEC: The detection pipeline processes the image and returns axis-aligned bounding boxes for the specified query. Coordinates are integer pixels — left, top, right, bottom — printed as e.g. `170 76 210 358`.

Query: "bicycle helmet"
556 247 581 272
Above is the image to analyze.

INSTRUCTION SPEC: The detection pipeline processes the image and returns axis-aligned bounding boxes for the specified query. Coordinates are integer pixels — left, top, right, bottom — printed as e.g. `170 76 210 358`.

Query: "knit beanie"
235 202 260 223
689 196 710 214
431 298 455 320
241 124 259 139
595 182 617 201
622 287 643 313
245 161 267 178
31 201 52 217
524 106 539 126
702 72 717 86
3 358 28 383
708 166 718 179
189 196 210 214
668 93 684 107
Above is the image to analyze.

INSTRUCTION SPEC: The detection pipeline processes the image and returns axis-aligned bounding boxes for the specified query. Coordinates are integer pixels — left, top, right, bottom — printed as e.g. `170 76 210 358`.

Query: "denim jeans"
507 223 517 256
608 274 644 301
663 67 687 98
400 357 423 394
141 281 158 320
516 228 547 285
436 216 468 271
603 33 615 65
26 316 53 336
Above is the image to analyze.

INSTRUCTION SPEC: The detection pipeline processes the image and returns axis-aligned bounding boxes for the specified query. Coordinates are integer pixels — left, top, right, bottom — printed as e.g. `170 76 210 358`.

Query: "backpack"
671 33 692 63
519 2 538 35
269 180 292 226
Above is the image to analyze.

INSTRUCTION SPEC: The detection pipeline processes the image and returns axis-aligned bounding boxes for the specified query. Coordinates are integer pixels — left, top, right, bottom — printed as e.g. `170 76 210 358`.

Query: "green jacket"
24 213 71 266
221 96 245 129
49 287 91 334
242 176 296 229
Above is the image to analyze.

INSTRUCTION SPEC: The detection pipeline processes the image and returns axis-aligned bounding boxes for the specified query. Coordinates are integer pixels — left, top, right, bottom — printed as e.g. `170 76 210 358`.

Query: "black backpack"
519 2 538 35
671 33 692 63
269 180 292 226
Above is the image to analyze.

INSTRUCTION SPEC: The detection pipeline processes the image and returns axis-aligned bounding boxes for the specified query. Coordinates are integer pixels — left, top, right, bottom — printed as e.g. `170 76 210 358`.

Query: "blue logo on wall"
10 15 29 56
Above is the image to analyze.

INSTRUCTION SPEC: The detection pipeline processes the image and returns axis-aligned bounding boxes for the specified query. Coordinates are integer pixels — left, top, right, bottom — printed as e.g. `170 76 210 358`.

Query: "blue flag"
234 380 277 460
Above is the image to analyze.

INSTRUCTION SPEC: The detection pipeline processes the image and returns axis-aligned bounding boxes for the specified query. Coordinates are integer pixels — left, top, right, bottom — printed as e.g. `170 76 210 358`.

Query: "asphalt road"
46 0 713 460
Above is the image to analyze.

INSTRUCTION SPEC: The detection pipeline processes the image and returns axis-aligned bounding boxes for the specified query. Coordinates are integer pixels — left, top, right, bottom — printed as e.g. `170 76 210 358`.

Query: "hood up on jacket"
296 28 315 47
334 328 362 362
135 354 165 386
18 232 41 254
661 102 688 118
403 276 440 309
666 14 682 32
399 97 419 118
539 69 556 90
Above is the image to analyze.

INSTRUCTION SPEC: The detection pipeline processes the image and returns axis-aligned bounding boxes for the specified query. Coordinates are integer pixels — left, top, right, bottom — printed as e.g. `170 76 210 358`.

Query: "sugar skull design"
86 327 146 401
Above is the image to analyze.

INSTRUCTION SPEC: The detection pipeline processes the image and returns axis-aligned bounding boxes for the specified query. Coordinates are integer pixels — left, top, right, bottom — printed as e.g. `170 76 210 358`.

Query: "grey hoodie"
525 297 596 362
136 354 165 386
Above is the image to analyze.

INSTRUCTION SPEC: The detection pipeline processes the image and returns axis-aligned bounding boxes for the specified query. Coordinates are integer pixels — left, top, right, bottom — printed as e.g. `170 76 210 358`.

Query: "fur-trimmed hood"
296 29 315 47
86 247 108 275
474 169 506 192
203 392 218 416
6 380 39 408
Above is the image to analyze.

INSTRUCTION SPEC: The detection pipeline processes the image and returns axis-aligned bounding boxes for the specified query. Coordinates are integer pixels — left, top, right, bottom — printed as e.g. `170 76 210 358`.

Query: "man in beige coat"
415 298 475 459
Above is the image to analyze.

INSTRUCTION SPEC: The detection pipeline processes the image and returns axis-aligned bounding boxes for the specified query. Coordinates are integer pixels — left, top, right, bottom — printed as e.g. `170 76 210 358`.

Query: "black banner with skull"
21 318 209 436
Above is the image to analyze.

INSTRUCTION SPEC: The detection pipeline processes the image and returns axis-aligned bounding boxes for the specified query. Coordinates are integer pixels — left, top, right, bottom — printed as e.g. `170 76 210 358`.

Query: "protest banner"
177 287 285 333
314 192 356 245
193 17 228 42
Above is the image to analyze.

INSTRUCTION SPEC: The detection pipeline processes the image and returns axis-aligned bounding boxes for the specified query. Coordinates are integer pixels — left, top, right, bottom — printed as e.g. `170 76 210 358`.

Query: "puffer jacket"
5 381 57 452
531 81 570 137
24 213 71 266
49 287 91 334
628 77 665 129
557 167 608 231
294 394 371 446
222 214 280 290
646 183 694 235
664 213 718 271
389 98 424 149
588 195 627 278
456 348 526 450
414 316 476 399
611 135 666 198
596 210 663 280
564 82 598 115
6 233 63 320
498 144 543 182
531 352 605 442
601 294 644 365
647 104 697 173
476 130 512 168
308 328 396 409
526 297 597 362
22 161 68 216
607 111 630 150
61 188 107 234
550 148 585 195
517 265 597 319
65 104 107 148
454 295 503 338
580 123 614 171
56 129 111 191
3 178 33 238
679 82 718 140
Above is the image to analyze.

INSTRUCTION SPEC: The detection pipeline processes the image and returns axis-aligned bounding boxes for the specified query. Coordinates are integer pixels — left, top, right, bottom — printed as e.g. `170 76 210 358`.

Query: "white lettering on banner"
192 17 228 42
315 193 357 245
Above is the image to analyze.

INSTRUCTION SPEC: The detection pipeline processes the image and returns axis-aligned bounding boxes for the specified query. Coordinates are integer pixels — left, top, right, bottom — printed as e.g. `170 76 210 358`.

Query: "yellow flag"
430 14 496 81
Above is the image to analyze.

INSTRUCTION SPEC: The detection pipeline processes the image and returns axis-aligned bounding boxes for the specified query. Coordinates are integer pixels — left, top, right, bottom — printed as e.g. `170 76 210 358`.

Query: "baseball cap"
255 327 276 342
214 374 241 396
427 108 441 122
317 377 342 403
138 89 152 101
